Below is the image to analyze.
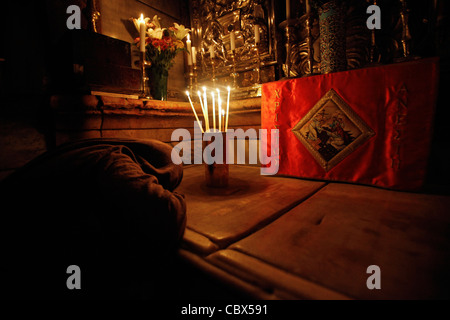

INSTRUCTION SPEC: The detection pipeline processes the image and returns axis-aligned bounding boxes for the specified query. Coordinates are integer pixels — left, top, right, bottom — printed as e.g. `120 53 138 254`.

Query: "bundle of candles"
186 86 231 133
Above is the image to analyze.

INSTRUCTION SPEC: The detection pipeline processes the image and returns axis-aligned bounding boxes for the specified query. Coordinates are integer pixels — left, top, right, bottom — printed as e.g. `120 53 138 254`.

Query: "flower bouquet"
131 15 190 100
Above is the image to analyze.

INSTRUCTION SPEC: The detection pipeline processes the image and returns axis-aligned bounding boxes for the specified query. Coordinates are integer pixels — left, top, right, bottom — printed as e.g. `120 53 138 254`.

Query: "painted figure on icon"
303 104 360 162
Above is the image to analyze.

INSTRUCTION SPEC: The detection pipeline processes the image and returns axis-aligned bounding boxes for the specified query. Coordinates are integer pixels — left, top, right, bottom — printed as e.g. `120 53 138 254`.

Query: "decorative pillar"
318 0 347 74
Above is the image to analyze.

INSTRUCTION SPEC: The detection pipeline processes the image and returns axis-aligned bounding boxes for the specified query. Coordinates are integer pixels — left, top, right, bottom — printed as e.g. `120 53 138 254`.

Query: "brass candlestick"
193 63 199 92
254 45 262 84
369 0 380 64
188 64 194 93
140 51 151 99
399 0 411 58
305 14 314 75
285 24 292 77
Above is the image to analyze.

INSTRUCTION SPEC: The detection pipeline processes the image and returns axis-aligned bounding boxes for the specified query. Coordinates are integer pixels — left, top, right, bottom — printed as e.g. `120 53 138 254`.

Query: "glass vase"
148 65 168 101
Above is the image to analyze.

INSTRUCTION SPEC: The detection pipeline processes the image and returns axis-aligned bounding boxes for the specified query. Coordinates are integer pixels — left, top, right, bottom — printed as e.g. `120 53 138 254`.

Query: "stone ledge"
99 95 144 109
51 93 261 115
50 95 100 111
52 93 262 145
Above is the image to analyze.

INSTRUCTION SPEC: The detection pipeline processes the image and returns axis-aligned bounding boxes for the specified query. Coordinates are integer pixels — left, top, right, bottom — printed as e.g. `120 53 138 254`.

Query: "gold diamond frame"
291 89 375 171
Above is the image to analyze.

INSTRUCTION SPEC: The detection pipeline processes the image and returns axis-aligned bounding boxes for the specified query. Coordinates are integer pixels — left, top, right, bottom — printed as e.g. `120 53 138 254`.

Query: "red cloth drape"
261 57 439 191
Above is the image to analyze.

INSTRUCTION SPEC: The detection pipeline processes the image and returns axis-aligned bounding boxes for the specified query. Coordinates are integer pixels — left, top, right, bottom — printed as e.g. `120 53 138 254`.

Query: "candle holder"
254 45 262 84
399 0 411 59
193 63 199 92
285 23 293 78
140 51 151 99
305 13 314 75
188 64 194 93
230 50 239 88
369 28 379 64
205 161 229 188
204 131 229 188
368 0 380 64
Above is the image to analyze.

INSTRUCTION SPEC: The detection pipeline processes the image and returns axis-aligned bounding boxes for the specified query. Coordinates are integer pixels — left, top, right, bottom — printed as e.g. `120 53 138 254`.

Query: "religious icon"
292 89 375 171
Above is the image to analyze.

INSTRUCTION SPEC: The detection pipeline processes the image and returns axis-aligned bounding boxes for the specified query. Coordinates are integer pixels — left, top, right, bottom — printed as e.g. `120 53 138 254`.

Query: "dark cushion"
0 138 186 299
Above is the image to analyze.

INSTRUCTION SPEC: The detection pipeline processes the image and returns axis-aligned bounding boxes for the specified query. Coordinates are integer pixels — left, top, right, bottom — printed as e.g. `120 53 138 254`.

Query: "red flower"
151 38 169 51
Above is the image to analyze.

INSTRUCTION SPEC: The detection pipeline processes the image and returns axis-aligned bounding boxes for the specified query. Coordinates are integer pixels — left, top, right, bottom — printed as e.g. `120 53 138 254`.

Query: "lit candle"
306 0 311 15
197 91 209 131
186 33 192 65
217 89 222 132
218 101 222 132
139 14 146 52
221 109 225 132
254 25 260 44
230 31 236 51
203 87 209 131
225 86 231 131
186 91 204 133
191 46 197 65
209 45 215 59
197 90 204 113
198 90 209 131
211 91 216 131
286 0 290 21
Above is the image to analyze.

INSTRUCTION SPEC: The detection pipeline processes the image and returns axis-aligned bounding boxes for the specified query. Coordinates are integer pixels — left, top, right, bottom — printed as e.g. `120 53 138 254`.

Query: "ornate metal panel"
189 0 280 98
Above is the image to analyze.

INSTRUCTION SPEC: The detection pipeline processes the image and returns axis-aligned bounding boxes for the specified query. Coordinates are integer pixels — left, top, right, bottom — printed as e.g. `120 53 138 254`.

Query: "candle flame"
187 33 190 41
139 13 144 22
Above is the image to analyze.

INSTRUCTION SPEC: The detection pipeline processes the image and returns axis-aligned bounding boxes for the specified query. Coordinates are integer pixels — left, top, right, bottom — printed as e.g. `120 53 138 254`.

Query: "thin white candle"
198 90 209 131
221 109 225 132
286 0 291 21
203 87 210 131
216 89 222 132
186 91 204 133
306 0 311 15
211 91 216 131
254 25 260 44
209 45 215 58
230 31 236 51
139 14 146 52
197 90 204 113
191 46 197 65
186 33 192 65
225 86 231 131
218 102 221 132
